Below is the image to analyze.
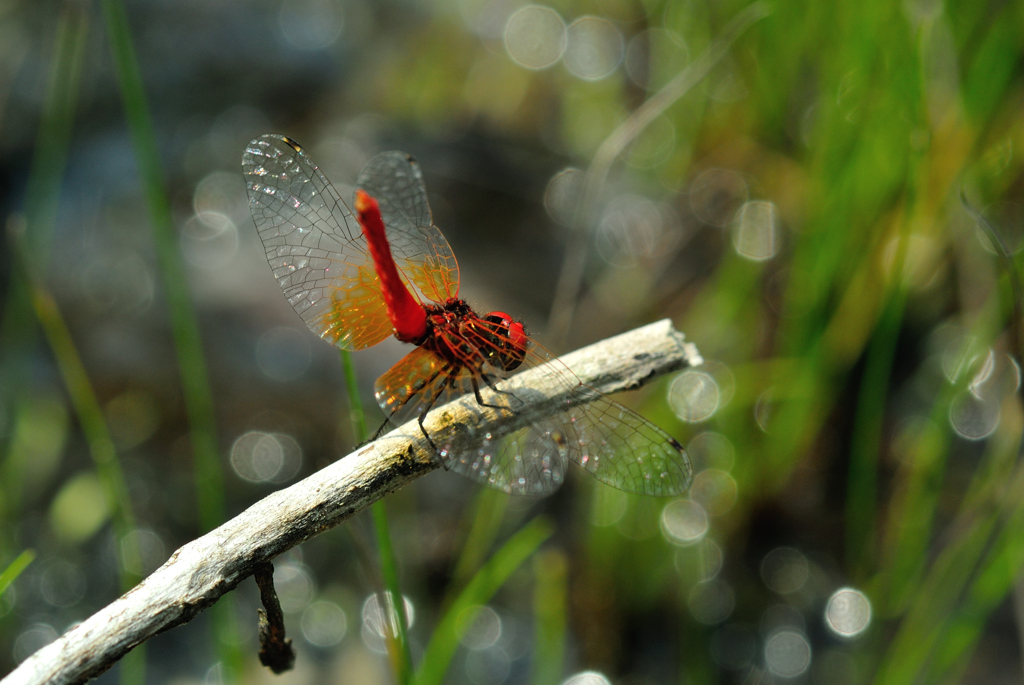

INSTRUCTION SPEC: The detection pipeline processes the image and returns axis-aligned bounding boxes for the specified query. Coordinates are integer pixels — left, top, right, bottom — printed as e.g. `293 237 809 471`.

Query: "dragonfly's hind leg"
413 375 456 457
374 366 445 445
371 418 391 441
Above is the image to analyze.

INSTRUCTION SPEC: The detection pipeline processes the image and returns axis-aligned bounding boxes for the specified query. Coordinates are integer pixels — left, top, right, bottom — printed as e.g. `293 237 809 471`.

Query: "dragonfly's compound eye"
483 311 528 371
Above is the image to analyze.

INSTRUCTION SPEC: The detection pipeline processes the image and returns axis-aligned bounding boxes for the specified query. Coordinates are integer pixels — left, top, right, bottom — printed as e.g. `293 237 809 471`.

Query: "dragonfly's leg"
417 416 438 453
371 419 391 441
474 373 522 412
376 366 445 438
413 375 454 455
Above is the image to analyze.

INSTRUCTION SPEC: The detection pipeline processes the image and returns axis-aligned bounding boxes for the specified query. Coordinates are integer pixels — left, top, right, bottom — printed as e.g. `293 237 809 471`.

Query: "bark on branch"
1 320 701 685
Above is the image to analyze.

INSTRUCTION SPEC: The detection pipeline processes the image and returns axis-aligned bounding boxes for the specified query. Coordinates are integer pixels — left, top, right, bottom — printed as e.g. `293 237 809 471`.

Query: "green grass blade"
846 250 910 578
875 389 953 612
961 7 1022 123
0 9 146 681
371 500 414 685
99 0 224 535
0 1 89 448
99 0 240 677
0 549 35 597
10 224 146 684
875 382 1024 682
875 428 1020 682
928 485 1024 679
11 228 139 563
417 517 554 685
21 3 89 255
450 488 510 590
531 549 567 685
341 349 413 684
341 349 370 441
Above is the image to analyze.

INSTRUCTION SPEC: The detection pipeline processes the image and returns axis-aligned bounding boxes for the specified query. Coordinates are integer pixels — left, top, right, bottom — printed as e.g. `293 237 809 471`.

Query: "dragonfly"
242 133 692 496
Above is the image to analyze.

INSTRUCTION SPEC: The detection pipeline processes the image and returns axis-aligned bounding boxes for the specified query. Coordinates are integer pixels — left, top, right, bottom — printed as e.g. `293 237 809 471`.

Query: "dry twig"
1 319 701 685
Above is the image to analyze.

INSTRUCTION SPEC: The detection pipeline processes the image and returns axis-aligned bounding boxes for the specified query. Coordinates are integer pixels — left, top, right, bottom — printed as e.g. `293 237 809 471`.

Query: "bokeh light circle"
457 605 503 650
231 431 284 483
13 624 58 664
595 194 664 267
543 167 584 227
563 16 623 81
761 547 809 594
948 389 1000 440
755 388 776 432
120 528 167 576
39 560 86 608
505 6 566 70
180 212 239 271
279 0 344 50
690 469 738 517
825 587 872 637
625 28 688 90
194 170 249 220
765 630 812 677
668 370 720 422
660 499 709 545
732 200 780 261
274 562 315 613
562 671 611 685
675 536 725 581
688 580 735 624
687 432 735 471
362 593 416 654
301 600 347 647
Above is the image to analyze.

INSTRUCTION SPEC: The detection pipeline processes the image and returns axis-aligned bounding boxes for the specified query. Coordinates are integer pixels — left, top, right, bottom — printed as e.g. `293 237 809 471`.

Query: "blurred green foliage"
1 0 1024 682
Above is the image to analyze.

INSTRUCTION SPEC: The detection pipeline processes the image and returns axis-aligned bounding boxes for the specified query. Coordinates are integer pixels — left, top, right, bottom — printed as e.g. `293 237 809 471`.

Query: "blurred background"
2 0 1024 683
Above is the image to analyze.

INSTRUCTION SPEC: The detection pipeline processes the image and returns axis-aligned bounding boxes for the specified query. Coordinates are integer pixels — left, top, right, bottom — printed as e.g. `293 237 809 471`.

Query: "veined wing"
375 318 690 496
357 152 460 305
243 134 392 351
561 394 692 496
447 328 692 497
374 342 569 496
374 346 459 423
375 345 497 431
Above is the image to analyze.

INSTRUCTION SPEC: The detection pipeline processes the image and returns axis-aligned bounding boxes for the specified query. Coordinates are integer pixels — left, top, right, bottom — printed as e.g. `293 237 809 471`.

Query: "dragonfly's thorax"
420 298 527 372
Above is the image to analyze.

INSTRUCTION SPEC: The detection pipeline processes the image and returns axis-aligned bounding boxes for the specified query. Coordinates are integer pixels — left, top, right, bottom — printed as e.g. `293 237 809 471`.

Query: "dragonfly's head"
482 311 528 371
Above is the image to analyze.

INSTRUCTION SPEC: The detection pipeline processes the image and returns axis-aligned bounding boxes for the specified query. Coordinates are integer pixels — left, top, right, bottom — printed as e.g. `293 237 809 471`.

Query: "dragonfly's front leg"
471 374 518 414
414 374 455 456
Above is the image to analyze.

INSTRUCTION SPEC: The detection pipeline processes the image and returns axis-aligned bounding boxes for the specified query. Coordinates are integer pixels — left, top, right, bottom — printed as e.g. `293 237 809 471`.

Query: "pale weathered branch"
1 320 701 685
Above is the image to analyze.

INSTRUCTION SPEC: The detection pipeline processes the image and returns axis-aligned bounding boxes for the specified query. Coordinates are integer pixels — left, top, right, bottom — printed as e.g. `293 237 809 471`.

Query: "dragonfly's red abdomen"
355 190 428 344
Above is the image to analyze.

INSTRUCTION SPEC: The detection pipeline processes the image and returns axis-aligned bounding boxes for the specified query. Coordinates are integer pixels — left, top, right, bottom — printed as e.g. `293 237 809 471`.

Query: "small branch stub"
254 562 295 674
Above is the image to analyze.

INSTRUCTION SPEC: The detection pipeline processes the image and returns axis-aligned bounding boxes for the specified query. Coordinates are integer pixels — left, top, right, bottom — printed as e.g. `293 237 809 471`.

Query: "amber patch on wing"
316 263 392 350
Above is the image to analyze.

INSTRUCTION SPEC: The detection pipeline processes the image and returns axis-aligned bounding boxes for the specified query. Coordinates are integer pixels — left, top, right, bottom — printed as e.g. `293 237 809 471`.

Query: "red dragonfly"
242 134 691 496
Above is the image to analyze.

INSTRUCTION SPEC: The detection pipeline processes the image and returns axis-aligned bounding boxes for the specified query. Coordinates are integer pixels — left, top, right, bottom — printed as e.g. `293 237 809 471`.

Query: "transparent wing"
376 314 691 497
562 395 693 496
243 134 392 351
357 151 460 304
444 416 571 496
375 343 569 496
374 346 464 421
489 343 692 497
